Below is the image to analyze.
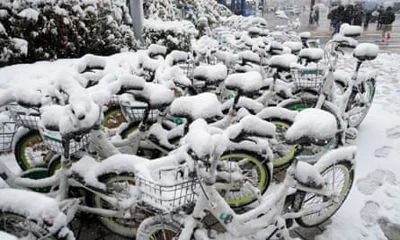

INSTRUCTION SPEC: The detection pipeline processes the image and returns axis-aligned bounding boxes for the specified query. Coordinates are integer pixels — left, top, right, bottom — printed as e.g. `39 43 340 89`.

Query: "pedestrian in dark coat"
343 4 354 24
377 6 385 30
353 4 364 26
381 6 396 42
332 5 345 36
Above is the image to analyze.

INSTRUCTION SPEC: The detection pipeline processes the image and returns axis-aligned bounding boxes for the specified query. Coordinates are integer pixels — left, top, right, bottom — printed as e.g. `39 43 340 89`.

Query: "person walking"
353 4 364 26
312 5 320 26
331 5 345 36
381 6 396 43
377 5 385 30
343 4 354 24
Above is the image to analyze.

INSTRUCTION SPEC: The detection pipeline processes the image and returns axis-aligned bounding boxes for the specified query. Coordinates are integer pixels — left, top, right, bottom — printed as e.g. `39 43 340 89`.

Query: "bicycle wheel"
136 215 181 240
86 172 149 238
219 150 271 208
278 98 340 161
102 105 127 130
346 78 375 128
0 211 67 240
293 160 354 227
269 119 296 168
14 130 51 170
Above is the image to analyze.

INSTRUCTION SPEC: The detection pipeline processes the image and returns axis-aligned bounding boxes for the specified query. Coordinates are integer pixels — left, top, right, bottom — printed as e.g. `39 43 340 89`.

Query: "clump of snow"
17 8 39 22
295 161 325 188
75 54 106 74
299 48 325 61
134 83 174 108
256 107 298 122
283 41 303 53
239 50 260 64
333 35 359 48
225 115 276 141
166 50 189 66
193 64 227 83
148 44 167 57
0 22 6 36
285 108 337 143
268 54 298 69
11 38 28 56
353 43 379 61
224 71 263 93
170 92 223 121
0 232 18 240
340 23 362 37
0 188 69 237
299 31 311 39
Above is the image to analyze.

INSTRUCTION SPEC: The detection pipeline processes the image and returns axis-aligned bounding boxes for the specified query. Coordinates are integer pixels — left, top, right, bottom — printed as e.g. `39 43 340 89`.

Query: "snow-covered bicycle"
136 109 357 240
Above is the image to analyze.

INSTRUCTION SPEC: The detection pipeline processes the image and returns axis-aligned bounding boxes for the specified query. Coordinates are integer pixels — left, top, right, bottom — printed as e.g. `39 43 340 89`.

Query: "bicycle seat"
193 64 228 84
294 161 325 189
133 83 175 110
225 115 276 142
148 44 167 58
283 41 303 55
268 54 298 72
224 71 263 95
166 50 190 66
170 92 223 122
239 50 261 65
299 31 311 41
285 108 337 146
353 43 379 61
299 48 324 63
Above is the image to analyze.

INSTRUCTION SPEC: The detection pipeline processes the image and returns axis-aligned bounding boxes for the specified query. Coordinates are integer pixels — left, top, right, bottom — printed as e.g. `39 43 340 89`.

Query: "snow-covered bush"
143 19 198 53
144 0 231 37
0 0 136 66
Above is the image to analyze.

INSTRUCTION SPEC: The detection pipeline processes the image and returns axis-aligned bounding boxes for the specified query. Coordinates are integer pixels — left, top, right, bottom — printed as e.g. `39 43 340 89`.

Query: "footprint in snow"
361 201 380 225
374 146 393 158
357 169 398 195
386 126 400 139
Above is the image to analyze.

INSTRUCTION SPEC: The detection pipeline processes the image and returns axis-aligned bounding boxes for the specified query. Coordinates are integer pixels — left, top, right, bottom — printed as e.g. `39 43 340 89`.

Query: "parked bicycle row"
0 22 379 240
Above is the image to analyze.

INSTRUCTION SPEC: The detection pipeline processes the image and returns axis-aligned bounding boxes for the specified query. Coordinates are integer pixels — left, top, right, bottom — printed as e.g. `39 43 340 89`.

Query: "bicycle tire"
86 172 150 238
219 150 271 209
293 160 354 227
136 215 181 240
14 130 50 171
346 78 376 128
0 211 71 240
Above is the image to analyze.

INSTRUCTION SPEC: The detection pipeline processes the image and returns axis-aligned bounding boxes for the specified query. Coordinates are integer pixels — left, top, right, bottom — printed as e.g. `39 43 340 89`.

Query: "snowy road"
0 50 400 239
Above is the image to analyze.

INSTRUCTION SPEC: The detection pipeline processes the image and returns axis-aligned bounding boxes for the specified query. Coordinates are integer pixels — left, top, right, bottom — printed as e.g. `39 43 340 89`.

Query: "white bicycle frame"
178 158 334 240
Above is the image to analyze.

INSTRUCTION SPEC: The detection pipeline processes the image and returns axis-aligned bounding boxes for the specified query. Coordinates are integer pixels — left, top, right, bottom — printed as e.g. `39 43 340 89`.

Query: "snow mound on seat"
283 41 303 53
268 54 298 69
353 43 379 60
285 108 337 142
299 48 325 61
225 115 276 140
225 71 262 93
193 64 228 83
170 93 222 120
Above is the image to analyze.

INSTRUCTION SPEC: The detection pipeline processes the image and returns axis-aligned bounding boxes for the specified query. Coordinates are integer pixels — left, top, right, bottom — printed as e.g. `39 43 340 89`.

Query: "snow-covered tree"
0 0 136 66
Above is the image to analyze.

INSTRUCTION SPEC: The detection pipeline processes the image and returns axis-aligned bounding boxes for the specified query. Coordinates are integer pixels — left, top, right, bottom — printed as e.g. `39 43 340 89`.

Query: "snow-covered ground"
0 51 400 239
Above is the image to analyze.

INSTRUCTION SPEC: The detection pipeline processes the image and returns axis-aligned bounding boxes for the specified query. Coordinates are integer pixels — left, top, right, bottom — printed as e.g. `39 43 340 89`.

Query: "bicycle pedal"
346 127 358 140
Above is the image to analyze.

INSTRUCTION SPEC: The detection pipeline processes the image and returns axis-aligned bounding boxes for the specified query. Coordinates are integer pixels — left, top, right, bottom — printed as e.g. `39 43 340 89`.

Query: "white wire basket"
120 101 159 123
0 122 17 152
136 171 198 213
290 66 326 91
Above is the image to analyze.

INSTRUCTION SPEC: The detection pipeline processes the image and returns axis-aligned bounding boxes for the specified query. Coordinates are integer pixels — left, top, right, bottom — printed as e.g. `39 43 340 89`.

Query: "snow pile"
283 41 303 53
225 115 276 141
299 48 325 61
0 188 70 238
0 232 17 240
17 8 39 22
340 24 362 37
285 108 337 143
353 43 379 61
225 71 263 93
268 54 298 69
170 93 223 121
193 64 228 83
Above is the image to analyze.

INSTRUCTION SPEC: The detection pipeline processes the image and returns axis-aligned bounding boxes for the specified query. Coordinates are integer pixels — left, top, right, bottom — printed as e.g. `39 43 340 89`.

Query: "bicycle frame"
179 158 334 240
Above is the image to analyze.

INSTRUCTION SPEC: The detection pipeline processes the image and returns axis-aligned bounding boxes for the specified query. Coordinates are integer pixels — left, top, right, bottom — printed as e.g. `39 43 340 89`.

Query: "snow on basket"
285 108 337 144
353 43 379 61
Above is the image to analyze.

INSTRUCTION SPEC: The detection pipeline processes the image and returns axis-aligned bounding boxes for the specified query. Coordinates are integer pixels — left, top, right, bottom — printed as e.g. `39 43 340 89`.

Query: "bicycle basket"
9 106 41 130
137 175 198 213
120 101 159 123
291 66 326 91
39 127 91 156
0 122 17 152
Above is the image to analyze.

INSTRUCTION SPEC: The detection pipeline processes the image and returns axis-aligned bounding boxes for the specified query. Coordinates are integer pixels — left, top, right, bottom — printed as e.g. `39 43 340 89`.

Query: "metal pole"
130 0 144 43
